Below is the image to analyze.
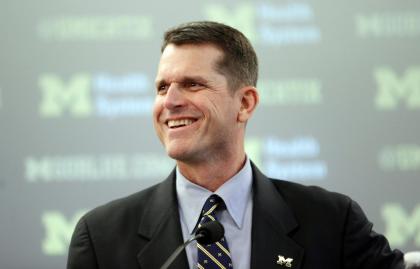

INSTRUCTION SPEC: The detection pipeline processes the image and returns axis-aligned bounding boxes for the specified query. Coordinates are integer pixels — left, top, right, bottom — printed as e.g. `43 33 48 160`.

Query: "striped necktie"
197 194 233 269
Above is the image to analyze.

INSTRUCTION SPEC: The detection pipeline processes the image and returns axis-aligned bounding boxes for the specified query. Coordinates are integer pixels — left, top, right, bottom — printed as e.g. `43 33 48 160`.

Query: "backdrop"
1 0 419 268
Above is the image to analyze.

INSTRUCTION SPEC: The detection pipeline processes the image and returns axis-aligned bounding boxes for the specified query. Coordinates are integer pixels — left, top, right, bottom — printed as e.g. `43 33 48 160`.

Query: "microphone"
195 220 224 244
159 221 224 269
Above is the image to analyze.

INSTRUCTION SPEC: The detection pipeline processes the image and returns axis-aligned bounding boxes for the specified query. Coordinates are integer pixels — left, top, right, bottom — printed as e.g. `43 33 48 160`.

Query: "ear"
237 86 259 123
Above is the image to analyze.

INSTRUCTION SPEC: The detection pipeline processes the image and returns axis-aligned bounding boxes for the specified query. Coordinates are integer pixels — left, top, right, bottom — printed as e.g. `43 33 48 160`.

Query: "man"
67 21 404 269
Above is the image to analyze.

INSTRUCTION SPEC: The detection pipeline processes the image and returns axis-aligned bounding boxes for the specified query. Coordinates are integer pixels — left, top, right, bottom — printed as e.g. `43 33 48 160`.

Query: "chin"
166 145 189 161
167 147 202 163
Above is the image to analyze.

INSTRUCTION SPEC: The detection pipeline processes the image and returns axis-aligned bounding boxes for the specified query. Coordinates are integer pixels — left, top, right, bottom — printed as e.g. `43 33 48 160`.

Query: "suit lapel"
251 163 304 269
136 169 188 269
135 164 304 269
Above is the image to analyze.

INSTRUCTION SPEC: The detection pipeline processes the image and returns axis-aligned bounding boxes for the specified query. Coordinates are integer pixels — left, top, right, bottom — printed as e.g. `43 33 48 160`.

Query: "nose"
163 83 187 110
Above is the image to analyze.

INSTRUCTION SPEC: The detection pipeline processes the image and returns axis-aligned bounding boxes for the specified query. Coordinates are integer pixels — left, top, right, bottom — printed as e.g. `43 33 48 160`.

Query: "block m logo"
382 203 420 248
276 255 293 267
39 74 93 117
42 210 85 256
374 67 420 110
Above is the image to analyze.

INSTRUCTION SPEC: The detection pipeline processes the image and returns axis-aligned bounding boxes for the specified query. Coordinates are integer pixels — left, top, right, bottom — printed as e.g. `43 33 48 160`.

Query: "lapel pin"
276 255 293 268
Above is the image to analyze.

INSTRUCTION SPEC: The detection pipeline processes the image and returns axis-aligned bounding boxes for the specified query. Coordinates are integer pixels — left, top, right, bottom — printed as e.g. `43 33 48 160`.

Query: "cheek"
217 98 239 118
152 102 165 140
200 95 221 114
152 99 163 122
152 103 165 136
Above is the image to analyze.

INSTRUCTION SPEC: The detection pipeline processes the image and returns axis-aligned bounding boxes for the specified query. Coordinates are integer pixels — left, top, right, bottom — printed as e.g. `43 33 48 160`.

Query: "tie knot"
200 194 224 221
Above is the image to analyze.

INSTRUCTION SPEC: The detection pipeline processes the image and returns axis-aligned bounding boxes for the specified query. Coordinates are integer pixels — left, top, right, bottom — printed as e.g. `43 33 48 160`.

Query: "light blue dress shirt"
176 158 253 269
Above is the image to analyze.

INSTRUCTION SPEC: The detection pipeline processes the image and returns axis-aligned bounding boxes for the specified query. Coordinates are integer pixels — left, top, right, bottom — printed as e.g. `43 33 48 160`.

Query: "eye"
184 81 203 90
157 84 168 94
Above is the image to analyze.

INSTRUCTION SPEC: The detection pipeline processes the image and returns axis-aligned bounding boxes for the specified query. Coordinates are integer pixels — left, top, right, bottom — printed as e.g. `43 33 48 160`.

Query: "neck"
177 151 246 192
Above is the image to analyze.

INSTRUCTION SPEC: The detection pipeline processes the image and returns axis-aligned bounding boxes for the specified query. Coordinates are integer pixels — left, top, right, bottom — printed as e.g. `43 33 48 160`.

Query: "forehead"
156 43 224 82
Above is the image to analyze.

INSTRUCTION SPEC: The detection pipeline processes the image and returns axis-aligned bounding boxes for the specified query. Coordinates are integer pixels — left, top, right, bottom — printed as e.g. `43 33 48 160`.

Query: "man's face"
153 43 242 163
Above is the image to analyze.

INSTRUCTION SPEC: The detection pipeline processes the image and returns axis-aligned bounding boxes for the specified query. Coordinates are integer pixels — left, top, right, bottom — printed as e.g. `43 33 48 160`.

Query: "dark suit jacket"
67 163 404 269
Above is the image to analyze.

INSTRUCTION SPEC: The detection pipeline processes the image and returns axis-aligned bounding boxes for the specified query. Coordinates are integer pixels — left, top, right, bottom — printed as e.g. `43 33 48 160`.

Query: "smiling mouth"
167 118 197 129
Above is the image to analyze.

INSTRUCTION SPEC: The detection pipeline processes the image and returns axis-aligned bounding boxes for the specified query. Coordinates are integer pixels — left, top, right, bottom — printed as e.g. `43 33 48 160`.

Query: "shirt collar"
176 158 253 234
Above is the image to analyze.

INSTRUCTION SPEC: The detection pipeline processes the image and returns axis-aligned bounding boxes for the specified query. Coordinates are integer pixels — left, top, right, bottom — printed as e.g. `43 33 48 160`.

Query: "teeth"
168 119 194 128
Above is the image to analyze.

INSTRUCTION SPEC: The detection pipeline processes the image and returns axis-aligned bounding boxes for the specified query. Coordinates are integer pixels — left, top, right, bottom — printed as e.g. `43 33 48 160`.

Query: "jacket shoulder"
272 179 351 206
82 182 162 228
269 179 353 222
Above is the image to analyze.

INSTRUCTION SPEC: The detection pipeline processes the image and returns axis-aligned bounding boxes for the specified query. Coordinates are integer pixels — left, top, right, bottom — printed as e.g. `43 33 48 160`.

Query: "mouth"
166 118 198 129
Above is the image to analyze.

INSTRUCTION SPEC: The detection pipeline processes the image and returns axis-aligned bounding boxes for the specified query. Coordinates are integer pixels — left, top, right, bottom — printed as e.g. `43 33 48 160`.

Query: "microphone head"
195 221 224 245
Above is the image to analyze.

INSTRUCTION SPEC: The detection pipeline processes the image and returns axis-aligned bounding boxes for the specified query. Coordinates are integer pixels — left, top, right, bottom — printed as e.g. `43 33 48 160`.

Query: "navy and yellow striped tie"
197 194 233 269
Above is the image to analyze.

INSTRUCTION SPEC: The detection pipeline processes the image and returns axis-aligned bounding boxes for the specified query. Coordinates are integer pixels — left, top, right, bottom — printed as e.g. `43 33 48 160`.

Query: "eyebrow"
155 75 210 87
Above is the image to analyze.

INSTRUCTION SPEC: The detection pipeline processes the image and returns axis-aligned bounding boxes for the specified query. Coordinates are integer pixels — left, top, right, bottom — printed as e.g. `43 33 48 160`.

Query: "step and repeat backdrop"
1 0 420 268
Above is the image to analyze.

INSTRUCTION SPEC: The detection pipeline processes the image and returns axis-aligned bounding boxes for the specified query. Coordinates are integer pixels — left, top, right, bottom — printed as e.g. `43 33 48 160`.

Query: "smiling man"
153 42 256 192
67 21 404 269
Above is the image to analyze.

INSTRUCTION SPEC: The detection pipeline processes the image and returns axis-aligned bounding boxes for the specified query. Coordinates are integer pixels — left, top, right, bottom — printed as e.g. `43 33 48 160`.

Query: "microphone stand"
159 233 205 269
